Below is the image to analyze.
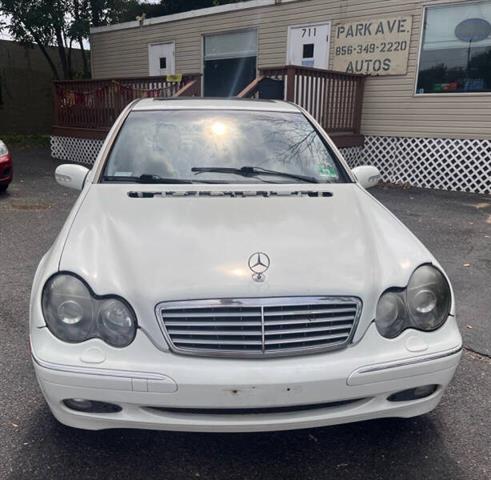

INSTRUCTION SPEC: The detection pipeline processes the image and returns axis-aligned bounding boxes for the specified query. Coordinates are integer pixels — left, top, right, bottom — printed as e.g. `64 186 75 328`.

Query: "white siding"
90 0 491 139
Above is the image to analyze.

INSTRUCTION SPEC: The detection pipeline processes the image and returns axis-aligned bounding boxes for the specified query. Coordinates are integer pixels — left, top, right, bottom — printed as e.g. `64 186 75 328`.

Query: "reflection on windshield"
104 110 344 183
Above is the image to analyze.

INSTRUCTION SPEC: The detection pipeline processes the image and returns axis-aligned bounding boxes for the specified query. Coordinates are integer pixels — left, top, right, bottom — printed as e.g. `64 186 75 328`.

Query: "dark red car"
0 140 12 193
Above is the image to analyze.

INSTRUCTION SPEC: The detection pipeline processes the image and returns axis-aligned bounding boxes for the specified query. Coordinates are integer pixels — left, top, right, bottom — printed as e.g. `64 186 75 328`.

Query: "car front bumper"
32 320 462 432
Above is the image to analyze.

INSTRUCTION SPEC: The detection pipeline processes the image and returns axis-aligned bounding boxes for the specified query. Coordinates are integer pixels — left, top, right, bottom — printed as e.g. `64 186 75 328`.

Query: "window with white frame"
416 1 491 94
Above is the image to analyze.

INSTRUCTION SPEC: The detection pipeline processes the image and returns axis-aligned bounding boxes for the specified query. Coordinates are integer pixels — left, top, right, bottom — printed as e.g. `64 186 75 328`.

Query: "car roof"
132 98 302 113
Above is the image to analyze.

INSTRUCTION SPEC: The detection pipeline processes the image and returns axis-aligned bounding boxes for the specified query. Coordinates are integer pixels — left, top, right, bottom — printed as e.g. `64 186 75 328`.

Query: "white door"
287 23 331 69
148 43 175 76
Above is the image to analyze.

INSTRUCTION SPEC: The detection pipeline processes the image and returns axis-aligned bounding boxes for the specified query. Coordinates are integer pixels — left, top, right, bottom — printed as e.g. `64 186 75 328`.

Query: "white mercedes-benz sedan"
31 98 462 432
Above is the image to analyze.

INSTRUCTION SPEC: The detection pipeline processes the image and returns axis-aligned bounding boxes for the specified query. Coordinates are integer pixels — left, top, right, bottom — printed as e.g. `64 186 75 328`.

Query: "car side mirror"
352 166 381 189
55 164 90 191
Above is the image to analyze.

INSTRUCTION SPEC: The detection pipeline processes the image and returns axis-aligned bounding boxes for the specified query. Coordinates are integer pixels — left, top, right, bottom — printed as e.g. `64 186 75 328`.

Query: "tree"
0 0 245 79
0 0 68 79
120 0 244 22
0 0 130 79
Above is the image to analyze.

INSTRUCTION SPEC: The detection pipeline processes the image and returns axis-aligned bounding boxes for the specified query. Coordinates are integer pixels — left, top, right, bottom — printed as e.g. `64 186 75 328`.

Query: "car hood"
60 184 433 341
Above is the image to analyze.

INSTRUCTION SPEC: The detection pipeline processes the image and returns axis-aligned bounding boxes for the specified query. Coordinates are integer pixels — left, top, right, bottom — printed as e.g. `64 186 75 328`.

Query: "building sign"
166 74 183 83
332 16 412 76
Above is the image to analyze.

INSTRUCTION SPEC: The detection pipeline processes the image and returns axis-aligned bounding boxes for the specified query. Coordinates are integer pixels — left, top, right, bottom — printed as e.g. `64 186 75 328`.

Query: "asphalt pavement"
0 148 489 480
373 184 491 356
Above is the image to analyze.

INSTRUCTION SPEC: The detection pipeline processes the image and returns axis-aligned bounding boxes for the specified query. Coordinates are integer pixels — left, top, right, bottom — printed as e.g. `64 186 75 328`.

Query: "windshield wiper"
191 166 320 184
103 174 196 184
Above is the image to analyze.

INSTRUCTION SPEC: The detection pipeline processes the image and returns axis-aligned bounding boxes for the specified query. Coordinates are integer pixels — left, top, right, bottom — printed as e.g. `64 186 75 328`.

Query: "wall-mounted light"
136 13 146 27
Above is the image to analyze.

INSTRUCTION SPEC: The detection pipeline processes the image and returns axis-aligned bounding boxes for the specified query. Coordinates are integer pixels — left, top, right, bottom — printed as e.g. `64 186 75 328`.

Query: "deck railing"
53 74 201 135
53 68 364 147
238 66 365 136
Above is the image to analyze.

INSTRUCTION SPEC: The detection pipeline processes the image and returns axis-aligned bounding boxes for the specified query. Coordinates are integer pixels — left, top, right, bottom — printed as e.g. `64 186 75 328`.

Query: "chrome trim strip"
155 296 362 359
260 305 265 354
32 354 170 381
158 296 360 308
355 345 463 375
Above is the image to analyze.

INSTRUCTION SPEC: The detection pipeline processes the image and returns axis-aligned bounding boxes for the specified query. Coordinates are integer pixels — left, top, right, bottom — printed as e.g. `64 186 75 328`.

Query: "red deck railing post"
353 76 365 135
53 82 60 127
285 65 296 102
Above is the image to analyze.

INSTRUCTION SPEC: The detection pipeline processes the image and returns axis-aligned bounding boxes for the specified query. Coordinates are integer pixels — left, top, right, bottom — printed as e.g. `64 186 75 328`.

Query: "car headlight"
0 140 8 157
42 273 137 347
376 265 451 338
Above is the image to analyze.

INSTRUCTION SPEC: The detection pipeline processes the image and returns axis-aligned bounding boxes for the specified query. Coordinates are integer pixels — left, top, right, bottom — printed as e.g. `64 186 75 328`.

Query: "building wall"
0 41 85 134
90 0 491 141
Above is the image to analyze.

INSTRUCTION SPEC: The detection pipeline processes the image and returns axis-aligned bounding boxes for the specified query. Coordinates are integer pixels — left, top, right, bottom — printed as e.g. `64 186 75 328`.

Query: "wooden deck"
238 66 365 148
52 74 202 139
52 67 364 148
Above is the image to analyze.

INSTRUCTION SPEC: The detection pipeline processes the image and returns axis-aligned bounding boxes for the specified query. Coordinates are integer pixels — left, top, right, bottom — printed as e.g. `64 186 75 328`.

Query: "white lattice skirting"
51 135 490 195
339 146 364 167
51 136 104 166
357 136 489 195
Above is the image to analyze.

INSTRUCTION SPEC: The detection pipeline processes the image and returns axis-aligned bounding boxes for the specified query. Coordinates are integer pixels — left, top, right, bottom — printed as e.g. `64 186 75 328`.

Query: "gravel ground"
0 148 489 480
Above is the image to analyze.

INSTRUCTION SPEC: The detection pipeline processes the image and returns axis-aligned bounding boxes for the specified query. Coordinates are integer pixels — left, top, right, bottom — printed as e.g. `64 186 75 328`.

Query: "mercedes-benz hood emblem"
248 252 270 282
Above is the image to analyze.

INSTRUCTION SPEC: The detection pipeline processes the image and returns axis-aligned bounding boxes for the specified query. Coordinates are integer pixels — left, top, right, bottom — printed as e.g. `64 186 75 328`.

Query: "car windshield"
103 109 347 184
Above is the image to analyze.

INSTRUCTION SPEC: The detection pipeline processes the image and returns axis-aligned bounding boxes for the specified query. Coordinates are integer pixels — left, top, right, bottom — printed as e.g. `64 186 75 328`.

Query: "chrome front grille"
157 297 362 358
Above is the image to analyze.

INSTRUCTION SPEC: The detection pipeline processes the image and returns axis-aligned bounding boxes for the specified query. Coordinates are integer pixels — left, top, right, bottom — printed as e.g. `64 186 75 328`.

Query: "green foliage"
0 0 57 47
0 0 131 79
0 0 246 79
0 134 51 148
121 0 244 22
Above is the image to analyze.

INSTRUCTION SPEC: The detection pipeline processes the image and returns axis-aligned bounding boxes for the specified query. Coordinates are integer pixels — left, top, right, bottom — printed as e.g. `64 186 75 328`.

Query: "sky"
0 15 10 40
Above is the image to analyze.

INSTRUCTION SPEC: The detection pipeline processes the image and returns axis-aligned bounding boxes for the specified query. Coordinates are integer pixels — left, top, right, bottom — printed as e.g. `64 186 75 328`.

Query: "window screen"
204 30 257 60
416 1 491 93
303 44 315 59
